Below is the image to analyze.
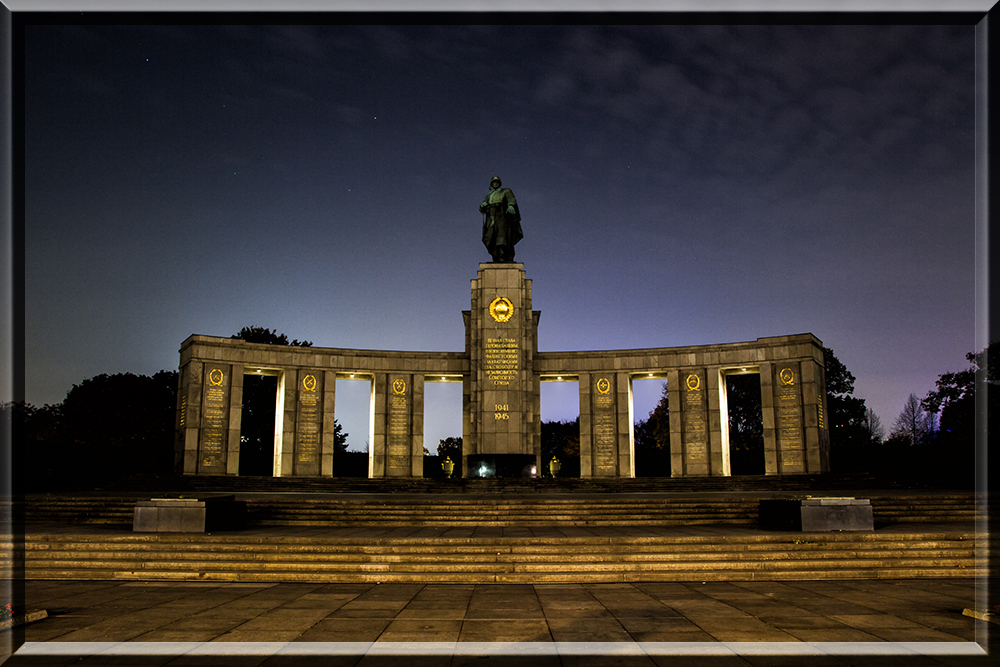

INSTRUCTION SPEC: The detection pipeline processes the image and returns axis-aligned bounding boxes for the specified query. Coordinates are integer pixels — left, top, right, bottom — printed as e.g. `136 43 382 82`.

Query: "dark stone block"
759 497 873 532
800 498 874 531
133 495 246 533
758 499 803 530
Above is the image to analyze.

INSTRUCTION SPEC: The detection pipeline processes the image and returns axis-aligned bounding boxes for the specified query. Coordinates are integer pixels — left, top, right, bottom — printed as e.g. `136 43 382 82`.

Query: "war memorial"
8 178 988 665
174 176 831 481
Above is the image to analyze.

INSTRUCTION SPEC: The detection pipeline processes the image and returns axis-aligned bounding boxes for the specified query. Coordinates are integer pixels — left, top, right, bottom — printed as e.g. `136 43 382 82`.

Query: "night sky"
20 20 980 452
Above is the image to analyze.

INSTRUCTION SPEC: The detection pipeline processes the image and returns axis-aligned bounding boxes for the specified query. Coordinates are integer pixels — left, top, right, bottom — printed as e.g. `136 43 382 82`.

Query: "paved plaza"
2 577 996 667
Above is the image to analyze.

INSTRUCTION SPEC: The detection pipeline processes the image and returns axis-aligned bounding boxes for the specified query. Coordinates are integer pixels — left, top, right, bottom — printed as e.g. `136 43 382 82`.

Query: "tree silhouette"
232 326 312 347
889 393 934 446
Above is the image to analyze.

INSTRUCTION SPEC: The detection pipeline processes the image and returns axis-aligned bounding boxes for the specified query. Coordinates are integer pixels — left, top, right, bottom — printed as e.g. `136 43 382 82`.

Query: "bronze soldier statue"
479 175 522 263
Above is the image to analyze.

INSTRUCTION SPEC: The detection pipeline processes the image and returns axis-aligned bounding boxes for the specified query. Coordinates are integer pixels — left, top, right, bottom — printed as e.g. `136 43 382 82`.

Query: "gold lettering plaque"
489 296 514 322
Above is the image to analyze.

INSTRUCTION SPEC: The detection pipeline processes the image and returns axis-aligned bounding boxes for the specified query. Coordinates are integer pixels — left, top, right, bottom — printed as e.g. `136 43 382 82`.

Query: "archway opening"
239 370 279 476
724 369 765 475
632 376 671 477
540 377 580 478
334 374 373 477
423 375 463 478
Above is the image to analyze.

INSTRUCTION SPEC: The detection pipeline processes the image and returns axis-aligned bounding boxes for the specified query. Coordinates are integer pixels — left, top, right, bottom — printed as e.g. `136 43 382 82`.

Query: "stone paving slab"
1 578 995 666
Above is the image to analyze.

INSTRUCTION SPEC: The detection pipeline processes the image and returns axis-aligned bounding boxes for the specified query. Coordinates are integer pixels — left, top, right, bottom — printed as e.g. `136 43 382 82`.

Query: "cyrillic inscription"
593 377 616 473
388 379 410 471
682 374 707 460
200 367 227 472
777 368 804 466
485 337 519 386
295 374 321 472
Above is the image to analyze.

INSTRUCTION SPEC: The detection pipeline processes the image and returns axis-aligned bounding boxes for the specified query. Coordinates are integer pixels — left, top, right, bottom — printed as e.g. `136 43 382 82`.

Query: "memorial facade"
176 263 830 478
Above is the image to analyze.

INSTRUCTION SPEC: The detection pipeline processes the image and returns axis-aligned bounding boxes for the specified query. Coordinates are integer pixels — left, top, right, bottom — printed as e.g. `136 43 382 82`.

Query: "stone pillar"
770 363 807 473
371 372 422 477
411 374 425 477
225 365 244 476
370 373 387 477
197 363 234 475
667 370 683 477
276 370 296 477
589 373 618 476
707 368 731 476
674 368 710 476
321 371 337 476
617 372 634 478
177 360 203 475
801 353 831 473
465 263 538 461
292 369 323 476
461 365 472 478
759 362 779 475
578 372 592 477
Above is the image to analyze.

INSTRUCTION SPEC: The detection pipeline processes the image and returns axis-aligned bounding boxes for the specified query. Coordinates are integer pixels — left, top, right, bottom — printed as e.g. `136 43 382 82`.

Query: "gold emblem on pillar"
596 378 611 394
780 368 795 386
302 375 317 392
392 378 407 395
208 368 225 386
489 296 514 322
686 374 701 391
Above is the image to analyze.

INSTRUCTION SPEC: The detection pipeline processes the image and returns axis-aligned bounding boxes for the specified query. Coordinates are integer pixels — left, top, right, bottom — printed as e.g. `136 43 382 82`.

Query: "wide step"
11 530 987 584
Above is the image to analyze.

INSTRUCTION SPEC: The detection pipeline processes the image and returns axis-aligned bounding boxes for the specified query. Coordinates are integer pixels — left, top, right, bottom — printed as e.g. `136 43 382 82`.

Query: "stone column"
372 372 422 477
589 373 618 476
616 372 634 478
177 360 202 475
370 372 387 477
466 263 537 461
225 365 244 476
770 362 807 473
578 372 592 477
675 368 710 476
321 370 337 476
759 362 779 474
707 368 731 476
801 353 831 473
276 370 296 477
197 362 233 475
667 370 683 477
461 367 472 478
293 369 323 476
410 374 425 477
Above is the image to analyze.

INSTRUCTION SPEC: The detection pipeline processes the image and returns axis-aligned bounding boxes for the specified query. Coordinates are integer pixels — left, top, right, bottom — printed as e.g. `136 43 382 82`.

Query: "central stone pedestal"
462 263 540 477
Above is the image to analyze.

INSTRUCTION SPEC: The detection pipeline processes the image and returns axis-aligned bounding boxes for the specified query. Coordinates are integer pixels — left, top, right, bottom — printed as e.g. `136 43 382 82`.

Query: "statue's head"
490 176 502 190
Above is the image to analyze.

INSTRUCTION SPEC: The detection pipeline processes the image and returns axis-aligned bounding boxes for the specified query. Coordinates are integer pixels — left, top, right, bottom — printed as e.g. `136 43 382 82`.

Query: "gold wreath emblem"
392 378 406 395
302 375 317 392
489 296 514 323
208 368 224 386
596 378 611 394
686 374 701 391
780 368 795 386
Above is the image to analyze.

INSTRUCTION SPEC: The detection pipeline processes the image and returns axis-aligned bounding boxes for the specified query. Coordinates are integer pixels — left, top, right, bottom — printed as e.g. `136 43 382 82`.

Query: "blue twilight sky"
20 19 981 452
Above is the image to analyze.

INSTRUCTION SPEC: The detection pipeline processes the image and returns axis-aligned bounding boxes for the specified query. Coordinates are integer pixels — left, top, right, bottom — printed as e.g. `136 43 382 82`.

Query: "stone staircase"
90 472 946 495
17 491 986 527
4 529 985 584
6 476 988 584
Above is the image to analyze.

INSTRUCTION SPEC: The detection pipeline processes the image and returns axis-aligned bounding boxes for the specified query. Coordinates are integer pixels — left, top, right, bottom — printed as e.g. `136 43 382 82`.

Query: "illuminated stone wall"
176 268 829 478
